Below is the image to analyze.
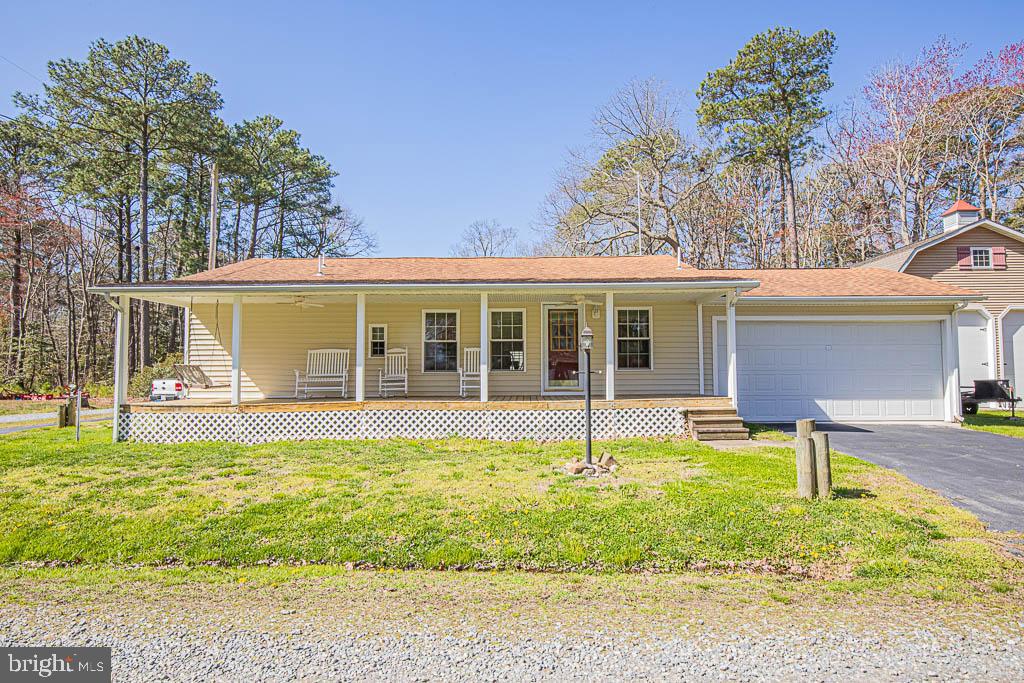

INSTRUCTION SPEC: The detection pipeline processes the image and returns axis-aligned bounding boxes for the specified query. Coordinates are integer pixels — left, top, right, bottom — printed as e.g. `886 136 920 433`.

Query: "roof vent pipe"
316 254 325 276
676 245 682 270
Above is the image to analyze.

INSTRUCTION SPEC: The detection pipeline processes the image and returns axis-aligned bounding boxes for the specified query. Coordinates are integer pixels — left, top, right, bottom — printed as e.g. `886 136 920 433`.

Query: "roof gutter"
88 279 763 297
738 295 984 304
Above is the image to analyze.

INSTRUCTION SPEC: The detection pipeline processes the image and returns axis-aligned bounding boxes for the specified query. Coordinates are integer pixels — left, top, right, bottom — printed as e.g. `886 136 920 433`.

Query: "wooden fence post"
795 436 817 499
796 418 816 438
57 401 69 428
812 431 832 498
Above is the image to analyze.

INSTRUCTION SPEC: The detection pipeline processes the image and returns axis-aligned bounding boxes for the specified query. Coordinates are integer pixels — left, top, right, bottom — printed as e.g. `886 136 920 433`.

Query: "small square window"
369 324 387 358
971 247 992 269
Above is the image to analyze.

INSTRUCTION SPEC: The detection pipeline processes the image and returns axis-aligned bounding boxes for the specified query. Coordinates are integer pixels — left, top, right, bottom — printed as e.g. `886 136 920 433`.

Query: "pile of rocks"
564 452 618 477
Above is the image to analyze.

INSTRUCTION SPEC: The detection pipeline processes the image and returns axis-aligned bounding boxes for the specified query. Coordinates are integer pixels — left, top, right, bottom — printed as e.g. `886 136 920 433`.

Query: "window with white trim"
369 324 387 357
423 311 458 372
616 308 652 369
971 247 993 269
490 310 525 371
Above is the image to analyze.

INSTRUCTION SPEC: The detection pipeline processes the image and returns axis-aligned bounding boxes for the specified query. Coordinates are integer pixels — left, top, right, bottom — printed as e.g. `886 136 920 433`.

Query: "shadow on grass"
832 487 875 500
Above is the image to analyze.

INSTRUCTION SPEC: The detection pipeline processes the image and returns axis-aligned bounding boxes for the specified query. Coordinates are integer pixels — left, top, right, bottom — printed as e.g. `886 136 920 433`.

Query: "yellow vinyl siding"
902 227 1024 377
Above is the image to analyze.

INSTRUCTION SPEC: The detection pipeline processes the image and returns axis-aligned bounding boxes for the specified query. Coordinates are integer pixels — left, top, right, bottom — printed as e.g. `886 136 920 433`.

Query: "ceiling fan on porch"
292 296 324 309
549 294 605 320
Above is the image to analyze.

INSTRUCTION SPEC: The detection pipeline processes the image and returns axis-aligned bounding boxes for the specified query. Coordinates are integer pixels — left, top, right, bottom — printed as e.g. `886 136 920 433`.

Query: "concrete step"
688 415 745 426
686 407 740 417
692 427 750 441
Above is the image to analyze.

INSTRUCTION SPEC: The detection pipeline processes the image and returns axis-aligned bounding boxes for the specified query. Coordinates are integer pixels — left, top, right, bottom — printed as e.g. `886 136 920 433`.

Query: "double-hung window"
971 247 993 269
368 324 387 358
490 310 525 371
616 308 652 369
423 311 458 372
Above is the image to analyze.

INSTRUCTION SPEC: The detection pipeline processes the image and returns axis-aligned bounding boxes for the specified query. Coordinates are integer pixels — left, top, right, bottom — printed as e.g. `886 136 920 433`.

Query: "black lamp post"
580 325 594 465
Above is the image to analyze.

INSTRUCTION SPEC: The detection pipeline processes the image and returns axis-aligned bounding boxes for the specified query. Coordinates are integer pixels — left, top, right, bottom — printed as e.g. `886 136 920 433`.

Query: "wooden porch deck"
126 394 732 414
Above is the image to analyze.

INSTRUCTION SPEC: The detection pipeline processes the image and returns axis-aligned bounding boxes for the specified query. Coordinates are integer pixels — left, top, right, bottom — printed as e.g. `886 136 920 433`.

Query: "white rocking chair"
294 349 349 398
459 347 481 398
379 348 409 398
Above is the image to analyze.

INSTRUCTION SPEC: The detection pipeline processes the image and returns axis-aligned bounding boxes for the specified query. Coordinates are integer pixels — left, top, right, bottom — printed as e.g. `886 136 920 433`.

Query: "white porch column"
944 313 961 421
605 292 615 400
112 295 130 442
726 294 738 408
355 293 366 401
230 296 243 405
479 292 489 402
696 303 705 395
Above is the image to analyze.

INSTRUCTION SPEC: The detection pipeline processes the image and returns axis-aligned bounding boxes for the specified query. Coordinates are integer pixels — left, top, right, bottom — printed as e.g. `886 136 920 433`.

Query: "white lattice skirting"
118 407 687 444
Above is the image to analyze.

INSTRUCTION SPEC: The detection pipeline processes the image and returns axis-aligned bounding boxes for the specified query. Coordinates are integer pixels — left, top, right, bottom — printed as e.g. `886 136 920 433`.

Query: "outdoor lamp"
580 326 594 464
580 326 594 351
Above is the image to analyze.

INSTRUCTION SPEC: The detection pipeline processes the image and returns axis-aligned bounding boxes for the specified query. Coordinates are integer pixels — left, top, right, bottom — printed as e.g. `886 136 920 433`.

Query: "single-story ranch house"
91 251 981 444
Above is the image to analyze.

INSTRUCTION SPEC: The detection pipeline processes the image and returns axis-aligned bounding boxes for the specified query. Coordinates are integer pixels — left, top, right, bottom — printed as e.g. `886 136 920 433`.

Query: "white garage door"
957 310 992 386
1003 311 1024 394
715 320 946 422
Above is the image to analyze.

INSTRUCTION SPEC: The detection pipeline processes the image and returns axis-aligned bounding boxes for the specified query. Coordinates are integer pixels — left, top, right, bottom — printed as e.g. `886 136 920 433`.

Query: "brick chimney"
941 200 981 232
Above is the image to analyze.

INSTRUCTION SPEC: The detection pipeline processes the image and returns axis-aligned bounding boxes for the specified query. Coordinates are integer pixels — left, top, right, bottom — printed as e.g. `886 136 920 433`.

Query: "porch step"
686 408 750 442
693 428 751 441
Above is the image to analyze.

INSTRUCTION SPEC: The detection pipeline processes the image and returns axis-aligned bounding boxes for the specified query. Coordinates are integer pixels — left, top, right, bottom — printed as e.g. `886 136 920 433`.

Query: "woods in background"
1 36 375 392
4 30 1024 392
541 32 1024 268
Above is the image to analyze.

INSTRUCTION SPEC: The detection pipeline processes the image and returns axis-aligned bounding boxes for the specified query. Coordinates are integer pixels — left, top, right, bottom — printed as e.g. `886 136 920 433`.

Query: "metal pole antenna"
207 162 219 271
635 170 642 255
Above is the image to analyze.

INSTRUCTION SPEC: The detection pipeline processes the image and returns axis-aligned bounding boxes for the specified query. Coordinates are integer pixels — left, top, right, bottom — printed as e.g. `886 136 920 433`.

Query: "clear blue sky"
3 1 1023 256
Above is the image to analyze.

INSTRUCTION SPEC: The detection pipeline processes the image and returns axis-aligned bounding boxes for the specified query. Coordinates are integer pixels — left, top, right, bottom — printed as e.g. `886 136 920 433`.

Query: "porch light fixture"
580 326 594 464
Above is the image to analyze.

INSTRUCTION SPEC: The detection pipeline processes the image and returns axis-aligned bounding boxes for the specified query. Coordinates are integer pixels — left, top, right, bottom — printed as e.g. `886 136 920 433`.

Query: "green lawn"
964 410 1024 439
0 398 113 417
0 425 1016 597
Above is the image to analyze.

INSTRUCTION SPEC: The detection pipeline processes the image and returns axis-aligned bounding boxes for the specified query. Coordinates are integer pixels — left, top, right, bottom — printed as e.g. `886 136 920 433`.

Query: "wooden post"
57 402 68 428
796 418 816 438
812 431 832 497
605 292 615 400
230 296 242 405
355 293 366 401
795 436 817 500
479 292 488 402
112 295 130 442
726 294 738 407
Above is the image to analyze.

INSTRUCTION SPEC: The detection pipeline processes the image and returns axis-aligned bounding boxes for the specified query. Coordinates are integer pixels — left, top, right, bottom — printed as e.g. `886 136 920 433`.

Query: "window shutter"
956 246 972 270
992 246 1007 270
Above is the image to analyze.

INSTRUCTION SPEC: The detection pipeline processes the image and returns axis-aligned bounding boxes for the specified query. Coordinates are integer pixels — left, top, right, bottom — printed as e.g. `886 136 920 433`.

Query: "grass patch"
0 399 112 417
0 425 1017 596
746 423 793 442
964 410 1024 439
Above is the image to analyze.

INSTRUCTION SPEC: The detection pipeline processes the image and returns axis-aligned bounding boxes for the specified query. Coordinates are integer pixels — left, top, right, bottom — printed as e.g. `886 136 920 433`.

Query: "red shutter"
992 246 1007 270
956 246 972 270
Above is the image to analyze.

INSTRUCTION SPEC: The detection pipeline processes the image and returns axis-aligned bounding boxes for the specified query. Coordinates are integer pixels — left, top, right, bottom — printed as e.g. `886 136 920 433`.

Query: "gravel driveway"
3 603 1022 681
777 423 1024 532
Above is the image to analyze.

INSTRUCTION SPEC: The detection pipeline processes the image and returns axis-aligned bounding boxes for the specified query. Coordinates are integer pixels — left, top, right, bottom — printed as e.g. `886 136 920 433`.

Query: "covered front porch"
119 394 736 443
105 283 745 443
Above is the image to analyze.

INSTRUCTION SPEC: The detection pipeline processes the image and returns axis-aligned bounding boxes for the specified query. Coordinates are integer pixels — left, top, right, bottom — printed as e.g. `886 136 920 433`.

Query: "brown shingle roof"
109 255 977 298
697 267 976 298
176 255 750 285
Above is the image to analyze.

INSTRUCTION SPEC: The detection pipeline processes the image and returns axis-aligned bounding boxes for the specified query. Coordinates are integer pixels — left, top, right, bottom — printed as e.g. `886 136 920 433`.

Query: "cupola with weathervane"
941 199 981 232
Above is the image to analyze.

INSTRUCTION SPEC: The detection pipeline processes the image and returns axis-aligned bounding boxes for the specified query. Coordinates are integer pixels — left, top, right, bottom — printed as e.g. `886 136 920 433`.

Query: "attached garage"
715 319 949 423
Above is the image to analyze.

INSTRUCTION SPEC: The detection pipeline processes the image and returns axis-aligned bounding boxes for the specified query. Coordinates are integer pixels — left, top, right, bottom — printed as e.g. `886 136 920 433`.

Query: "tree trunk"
139 125 152 368
276 172 287 257
232 200 242 263
782 155 799 268
247 200 262 259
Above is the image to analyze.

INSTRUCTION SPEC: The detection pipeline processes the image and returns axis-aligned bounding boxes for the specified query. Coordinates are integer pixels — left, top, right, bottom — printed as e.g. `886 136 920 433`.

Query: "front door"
546 308 580 391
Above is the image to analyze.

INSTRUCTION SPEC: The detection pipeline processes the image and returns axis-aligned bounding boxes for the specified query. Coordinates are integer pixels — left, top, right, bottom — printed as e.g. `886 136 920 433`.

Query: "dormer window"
971 247 992 269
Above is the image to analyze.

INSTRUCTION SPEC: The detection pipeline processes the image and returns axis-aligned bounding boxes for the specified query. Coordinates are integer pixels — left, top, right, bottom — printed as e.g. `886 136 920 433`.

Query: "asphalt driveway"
779 423 1024 532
